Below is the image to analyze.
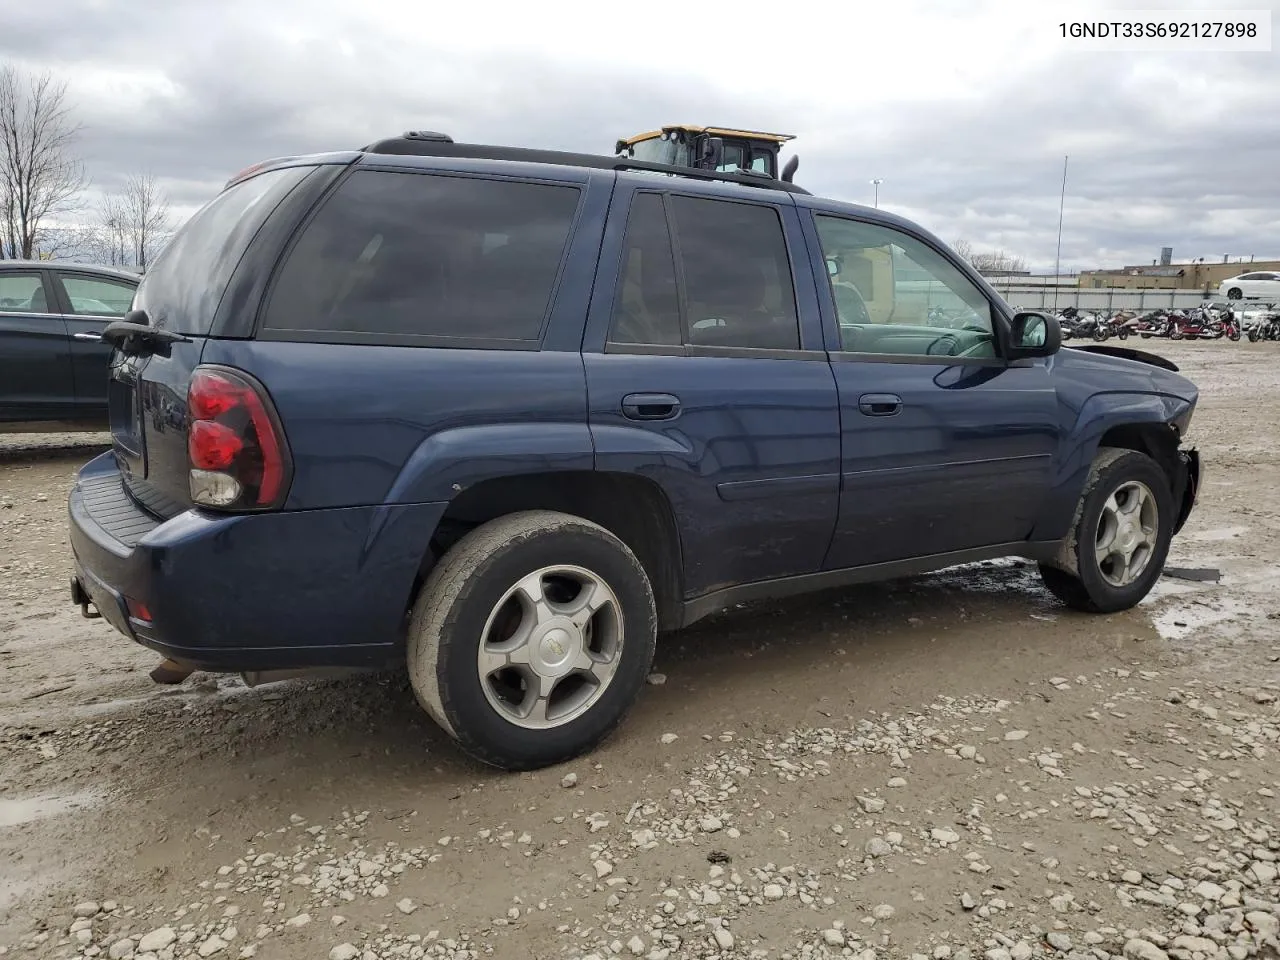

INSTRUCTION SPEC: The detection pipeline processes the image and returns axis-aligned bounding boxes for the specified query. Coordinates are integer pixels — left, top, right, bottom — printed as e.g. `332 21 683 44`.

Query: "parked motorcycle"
1131 310 1172 338
1246 311 1280 342
1058 307 1110 341
1105 311 1141 340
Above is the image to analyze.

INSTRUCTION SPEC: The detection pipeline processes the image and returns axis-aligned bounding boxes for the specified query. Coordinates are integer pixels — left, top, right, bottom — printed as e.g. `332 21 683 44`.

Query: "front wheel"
1227 287 1242 300
1248 327 1261 342
1038 448 1174 614
406 510 657 770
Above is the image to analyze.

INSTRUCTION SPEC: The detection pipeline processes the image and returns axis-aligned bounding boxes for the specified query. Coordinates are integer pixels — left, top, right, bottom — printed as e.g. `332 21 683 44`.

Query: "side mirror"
1009 310 1061 358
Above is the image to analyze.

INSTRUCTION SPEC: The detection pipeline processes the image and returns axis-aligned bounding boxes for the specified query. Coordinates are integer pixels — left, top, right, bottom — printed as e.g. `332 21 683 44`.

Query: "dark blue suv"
67 133 1201 770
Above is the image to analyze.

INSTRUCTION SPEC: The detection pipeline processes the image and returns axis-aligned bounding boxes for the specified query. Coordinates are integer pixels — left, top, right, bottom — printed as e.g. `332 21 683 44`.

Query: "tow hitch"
69 576 101 620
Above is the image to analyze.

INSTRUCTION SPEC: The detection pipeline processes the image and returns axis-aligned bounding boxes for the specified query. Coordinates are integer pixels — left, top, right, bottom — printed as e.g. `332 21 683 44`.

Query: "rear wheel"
1038 448 1174 614
407 510 657 770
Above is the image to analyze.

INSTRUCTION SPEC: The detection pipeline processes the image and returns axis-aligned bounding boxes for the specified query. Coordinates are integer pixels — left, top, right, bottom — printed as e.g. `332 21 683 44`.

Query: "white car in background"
1218 271 1280 301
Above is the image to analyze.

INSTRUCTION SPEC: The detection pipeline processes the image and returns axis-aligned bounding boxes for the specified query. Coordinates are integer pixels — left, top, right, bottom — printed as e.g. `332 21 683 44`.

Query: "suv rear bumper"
68 451 448 673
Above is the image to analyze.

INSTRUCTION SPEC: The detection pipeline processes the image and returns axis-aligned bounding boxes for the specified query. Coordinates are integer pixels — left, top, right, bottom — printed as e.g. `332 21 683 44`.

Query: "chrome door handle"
73 332 104 341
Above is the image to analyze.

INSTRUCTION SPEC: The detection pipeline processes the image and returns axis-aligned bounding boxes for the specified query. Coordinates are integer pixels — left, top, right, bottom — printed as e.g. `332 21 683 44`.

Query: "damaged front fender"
1173 447 1201 536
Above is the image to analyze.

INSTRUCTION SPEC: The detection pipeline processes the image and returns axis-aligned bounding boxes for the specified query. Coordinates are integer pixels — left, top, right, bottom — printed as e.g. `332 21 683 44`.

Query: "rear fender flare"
383 423 596 505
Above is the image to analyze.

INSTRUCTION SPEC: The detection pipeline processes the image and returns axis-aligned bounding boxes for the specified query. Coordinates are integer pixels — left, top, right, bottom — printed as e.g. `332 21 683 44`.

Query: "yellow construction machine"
614 125 800 183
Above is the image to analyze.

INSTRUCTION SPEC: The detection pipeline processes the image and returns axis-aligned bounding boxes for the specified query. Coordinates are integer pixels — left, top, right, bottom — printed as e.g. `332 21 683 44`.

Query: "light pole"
870 178 883 208
1053 155 1068 312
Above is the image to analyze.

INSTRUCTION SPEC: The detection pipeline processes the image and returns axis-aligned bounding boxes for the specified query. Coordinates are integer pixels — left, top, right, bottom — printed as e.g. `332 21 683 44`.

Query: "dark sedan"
0 260 139 431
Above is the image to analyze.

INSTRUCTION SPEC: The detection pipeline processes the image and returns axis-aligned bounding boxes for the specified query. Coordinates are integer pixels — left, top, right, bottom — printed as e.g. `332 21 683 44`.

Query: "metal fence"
984 281 1221 312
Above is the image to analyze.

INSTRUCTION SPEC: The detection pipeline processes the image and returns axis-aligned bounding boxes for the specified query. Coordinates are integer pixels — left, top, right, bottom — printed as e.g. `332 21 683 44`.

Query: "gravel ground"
0 343 1277 960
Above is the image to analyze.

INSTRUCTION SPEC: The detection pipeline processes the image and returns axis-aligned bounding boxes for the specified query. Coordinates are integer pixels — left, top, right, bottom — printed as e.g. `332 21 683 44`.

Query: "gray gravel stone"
1122 939 1169 960
137 929 176 953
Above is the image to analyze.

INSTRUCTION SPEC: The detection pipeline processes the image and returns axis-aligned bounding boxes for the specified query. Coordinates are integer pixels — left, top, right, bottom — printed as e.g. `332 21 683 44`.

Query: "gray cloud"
4 0 1279 270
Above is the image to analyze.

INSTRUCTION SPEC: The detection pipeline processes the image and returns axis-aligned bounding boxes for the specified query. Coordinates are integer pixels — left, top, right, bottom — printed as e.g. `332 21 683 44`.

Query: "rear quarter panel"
198 340 595 508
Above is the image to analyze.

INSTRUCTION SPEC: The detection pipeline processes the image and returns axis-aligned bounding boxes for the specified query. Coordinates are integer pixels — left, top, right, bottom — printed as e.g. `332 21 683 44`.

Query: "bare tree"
969 249 1027 274
0 66 85 259
950 238 1027 274
92 173 172 269
95 191 130 266
122 172 171 269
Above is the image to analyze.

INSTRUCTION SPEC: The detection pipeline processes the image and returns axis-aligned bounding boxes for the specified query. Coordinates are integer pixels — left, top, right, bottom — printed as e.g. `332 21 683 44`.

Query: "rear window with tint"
260 170 581 345
134 165 312 335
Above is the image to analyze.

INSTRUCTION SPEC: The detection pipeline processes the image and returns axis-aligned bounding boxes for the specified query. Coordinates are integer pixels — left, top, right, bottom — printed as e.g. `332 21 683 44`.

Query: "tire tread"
406 510 655 770
1038 447 1172 614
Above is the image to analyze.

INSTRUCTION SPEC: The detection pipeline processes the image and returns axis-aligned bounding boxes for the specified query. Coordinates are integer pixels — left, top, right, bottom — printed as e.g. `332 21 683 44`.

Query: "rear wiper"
100 309 191 355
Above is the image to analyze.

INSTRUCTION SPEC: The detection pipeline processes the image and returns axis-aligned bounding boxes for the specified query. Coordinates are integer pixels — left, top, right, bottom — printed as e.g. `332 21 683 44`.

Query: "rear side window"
261 170 582 345
134 165 312 335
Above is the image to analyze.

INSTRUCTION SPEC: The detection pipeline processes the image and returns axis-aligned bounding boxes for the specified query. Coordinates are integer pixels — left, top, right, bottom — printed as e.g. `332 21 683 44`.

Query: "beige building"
1079 258 1280 291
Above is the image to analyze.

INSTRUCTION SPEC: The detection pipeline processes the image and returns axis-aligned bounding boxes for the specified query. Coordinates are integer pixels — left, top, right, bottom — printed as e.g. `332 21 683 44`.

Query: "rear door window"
670 195 799 350
261 170 582 345
606 192 800 352
133 165 313 335
55 273 137 317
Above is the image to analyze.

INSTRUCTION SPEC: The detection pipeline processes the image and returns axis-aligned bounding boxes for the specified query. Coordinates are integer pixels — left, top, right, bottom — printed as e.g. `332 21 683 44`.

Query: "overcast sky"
4 0 1278 271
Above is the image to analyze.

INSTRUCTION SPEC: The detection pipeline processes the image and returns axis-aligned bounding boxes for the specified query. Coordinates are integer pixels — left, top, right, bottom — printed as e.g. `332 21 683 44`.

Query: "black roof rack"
358 133 811 196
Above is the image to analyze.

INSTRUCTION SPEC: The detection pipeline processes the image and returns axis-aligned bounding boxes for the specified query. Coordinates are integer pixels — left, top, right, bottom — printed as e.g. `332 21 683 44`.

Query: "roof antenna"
781 155 799 183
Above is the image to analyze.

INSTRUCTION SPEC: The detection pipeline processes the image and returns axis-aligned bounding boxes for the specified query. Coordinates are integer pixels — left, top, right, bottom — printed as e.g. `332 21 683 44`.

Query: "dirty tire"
1038 447 1174 614
406 510 657 771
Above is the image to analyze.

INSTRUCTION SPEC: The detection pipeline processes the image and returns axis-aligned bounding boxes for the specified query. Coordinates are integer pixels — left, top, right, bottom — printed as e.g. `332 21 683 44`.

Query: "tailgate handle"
858 393 903 417
622 393 681 421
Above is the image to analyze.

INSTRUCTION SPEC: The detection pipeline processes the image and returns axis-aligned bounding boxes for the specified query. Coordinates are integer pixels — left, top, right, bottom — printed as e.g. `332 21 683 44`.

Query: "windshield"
134 165 312 335
628 138 684 166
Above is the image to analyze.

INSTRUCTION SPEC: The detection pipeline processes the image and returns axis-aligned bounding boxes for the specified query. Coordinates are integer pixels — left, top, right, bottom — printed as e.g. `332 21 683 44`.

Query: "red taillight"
188 420 244 469
126 598 153 623
186 366 291 510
